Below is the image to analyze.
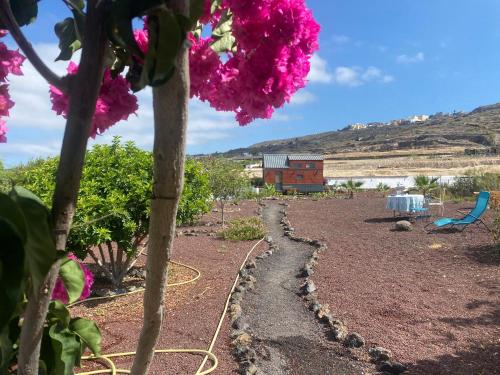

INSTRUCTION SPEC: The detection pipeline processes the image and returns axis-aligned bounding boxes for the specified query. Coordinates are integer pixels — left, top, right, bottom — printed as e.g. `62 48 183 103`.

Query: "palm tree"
340 179 364 199
413 175 439 197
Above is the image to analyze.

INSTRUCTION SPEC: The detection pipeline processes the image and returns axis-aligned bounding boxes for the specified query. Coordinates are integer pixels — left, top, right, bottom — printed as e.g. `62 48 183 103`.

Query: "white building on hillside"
408 115 429 123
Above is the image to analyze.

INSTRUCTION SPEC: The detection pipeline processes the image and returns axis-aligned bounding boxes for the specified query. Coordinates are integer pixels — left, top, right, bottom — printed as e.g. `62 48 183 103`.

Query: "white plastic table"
386 194 425 215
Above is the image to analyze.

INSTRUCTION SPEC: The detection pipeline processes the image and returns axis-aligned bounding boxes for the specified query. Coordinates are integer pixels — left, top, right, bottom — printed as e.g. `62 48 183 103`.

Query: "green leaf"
0 218 25 335
0 192 27 243
2 0 38 27
210 0 222 14
69 318 101 356
58 258 84 304
48 324 81 375
47 301 71 328
211 8 232 37
9 186 57 294
54 17 81 61
210 32 235 53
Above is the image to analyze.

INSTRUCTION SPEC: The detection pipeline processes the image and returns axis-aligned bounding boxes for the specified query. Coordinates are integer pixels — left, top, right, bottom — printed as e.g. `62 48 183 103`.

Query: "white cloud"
308 54 333 83
332 34 350 45
396 52 425 64
332 66 394 87
290 90 315 105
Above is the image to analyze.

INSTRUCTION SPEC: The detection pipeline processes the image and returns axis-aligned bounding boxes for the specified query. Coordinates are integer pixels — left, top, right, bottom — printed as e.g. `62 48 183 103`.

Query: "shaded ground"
72 201 264 375
241 203 375 374
286 193 499 375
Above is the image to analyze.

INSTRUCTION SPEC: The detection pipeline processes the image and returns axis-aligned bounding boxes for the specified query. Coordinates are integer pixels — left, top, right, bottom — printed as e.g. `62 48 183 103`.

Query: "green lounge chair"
425 191 491 232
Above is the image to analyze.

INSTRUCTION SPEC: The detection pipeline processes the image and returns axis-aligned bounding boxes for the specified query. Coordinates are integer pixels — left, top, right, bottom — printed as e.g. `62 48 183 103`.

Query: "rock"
244 275 256 283
329 323 348 341
378 361 407 374
316 304 331 319
302 280 317 294
230 304 242 321
245 281 255 291
235 285 246 293
233 344 249 360
231 292 244 304
345 332 365 348
230 329 246 339
369 347 393 362
127 285 138 292
310 302 322 313
244 364 259 375
232 317 249 331
302 265 314 277
232 332 252 347
265 236 273 243
395 220 412 231
246 260 257 269
239 269 249 277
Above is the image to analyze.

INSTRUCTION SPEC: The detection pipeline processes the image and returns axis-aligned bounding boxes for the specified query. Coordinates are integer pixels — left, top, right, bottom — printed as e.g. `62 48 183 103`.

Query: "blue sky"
2 0 500 166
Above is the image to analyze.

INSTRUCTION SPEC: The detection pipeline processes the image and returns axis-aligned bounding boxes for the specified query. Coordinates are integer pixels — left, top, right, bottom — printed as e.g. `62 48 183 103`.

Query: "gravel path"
241 202 373 374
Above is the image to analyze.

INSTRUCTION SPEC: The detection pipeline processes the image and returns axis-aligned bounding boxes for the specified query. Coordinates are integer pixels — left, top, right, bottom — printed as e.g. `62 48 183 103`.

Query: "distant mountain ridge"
224 103 500 156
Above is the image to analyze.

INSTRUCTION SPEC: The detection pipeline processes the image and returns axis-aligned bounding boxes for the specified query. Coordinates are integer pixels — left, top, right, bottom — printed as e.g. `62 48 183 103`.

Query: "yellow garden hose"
76 238 265 375
68 260 201 308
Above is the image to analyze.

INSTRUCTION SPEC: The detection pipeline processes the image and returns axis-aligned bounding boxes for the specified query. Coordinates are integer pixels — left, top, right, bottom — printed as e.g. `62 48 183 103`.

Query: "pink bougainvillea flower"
0 31 25 143
49 62 138 138
0 119 7 143
132 0 318 126
189 0 320 125
52 253 94 304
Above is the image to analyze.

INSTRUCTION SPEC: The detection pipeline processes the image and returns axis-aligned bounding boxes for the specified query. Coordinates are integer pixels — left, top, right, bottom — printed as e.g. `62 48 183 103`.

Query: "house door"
275 171 283 191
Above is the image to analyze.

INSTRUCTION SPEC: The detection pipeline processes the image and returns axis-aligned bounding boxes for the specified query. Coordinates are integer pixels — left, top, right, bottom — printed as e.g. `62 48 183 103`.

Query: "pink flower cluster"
190 0 320 125
49 62 138 138
0 30 25 142
52 253 94 304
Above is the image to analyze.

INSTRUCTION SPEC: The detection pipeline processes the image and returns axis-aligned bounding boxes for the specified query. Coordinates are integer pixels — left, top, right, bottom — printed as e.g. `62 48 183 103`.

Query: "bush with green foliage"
376 182 390 193
219 217 266 241
177 159 212 225
21 139 211 286
205 158 250 225
340 179 364 199
448 171 500 198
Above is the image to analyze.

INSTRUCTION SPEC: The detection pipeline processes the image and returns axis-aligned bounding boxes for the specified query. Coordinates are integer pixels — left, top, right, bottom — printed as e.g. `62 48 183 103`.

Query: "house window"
292 162 302 168
305 162 315 169
296 174 304 181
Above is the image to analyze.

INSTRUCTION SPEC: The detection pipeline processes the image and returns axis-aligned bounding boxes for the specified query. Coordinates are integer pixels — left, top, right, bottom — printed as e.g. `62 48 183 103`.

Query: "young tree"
206 158 249 226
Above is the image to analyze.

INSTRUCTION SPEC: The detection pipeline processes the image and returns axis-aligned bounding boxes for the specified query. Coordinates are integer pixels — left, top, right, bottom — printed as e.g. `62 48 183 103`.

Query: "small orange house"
262 154 324 193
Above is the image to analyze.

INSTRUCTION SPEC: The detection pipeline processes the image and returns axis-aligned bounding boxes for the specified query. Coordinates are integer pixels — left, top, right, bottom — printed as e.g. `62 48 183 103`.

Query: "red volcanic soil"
72 200 266 375
286 193 499 375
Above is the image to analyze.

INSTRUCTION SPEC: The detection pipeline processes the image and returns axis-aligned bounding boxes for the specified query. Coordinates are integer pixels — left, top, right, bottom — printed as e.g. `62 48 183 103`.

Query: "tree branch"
0 0 67 91
17 1 107 373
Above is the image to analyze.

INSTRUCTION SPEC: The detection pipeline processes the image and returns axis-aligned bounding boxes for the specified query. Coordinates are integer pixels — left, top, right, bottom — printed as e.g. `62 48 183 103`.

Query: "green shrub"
21 138 212 285
219 217 266 241
448 172 500 198
177 159 212 225
376 182 390 193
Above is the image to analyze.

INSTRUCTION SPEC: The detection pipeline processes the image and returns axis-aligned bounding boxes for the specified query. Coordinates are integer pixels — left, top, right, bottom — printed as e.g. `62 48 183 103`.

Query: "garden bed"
286 193 499 374
71 200 266 374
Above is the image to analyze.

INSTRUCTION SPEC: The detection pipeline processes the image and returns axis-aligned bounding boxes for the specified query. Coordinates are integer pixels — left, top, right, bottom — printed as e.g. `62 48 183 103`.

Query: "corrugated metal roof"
263 154 289 169
263 153 323 168
288 154 324 161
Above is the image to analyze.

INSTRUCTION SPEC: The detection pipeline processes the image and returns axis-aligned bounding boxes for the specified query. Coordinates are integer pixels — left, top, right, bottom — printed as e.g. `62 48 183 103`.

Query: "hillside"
225 103 500 156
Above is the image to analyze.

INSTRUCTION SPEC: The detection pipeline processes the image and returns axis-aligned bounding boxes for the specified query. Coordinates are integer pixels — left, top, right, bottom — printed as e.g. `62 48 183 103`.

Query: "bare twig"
0 0 67 91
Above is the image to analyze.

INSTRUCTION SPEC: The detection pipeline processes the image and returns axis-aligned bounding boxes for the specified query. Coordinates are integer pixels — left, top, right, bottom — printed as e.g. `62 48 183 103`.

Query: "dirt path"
240 203 373 374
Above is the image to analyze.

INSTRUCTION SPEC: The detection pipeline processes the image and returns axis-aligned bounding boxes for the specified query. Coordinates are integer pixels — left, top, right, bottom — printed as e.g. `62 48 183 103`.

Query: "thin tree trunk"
17 2 107 373
221 201 225 227
130 6 189 373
